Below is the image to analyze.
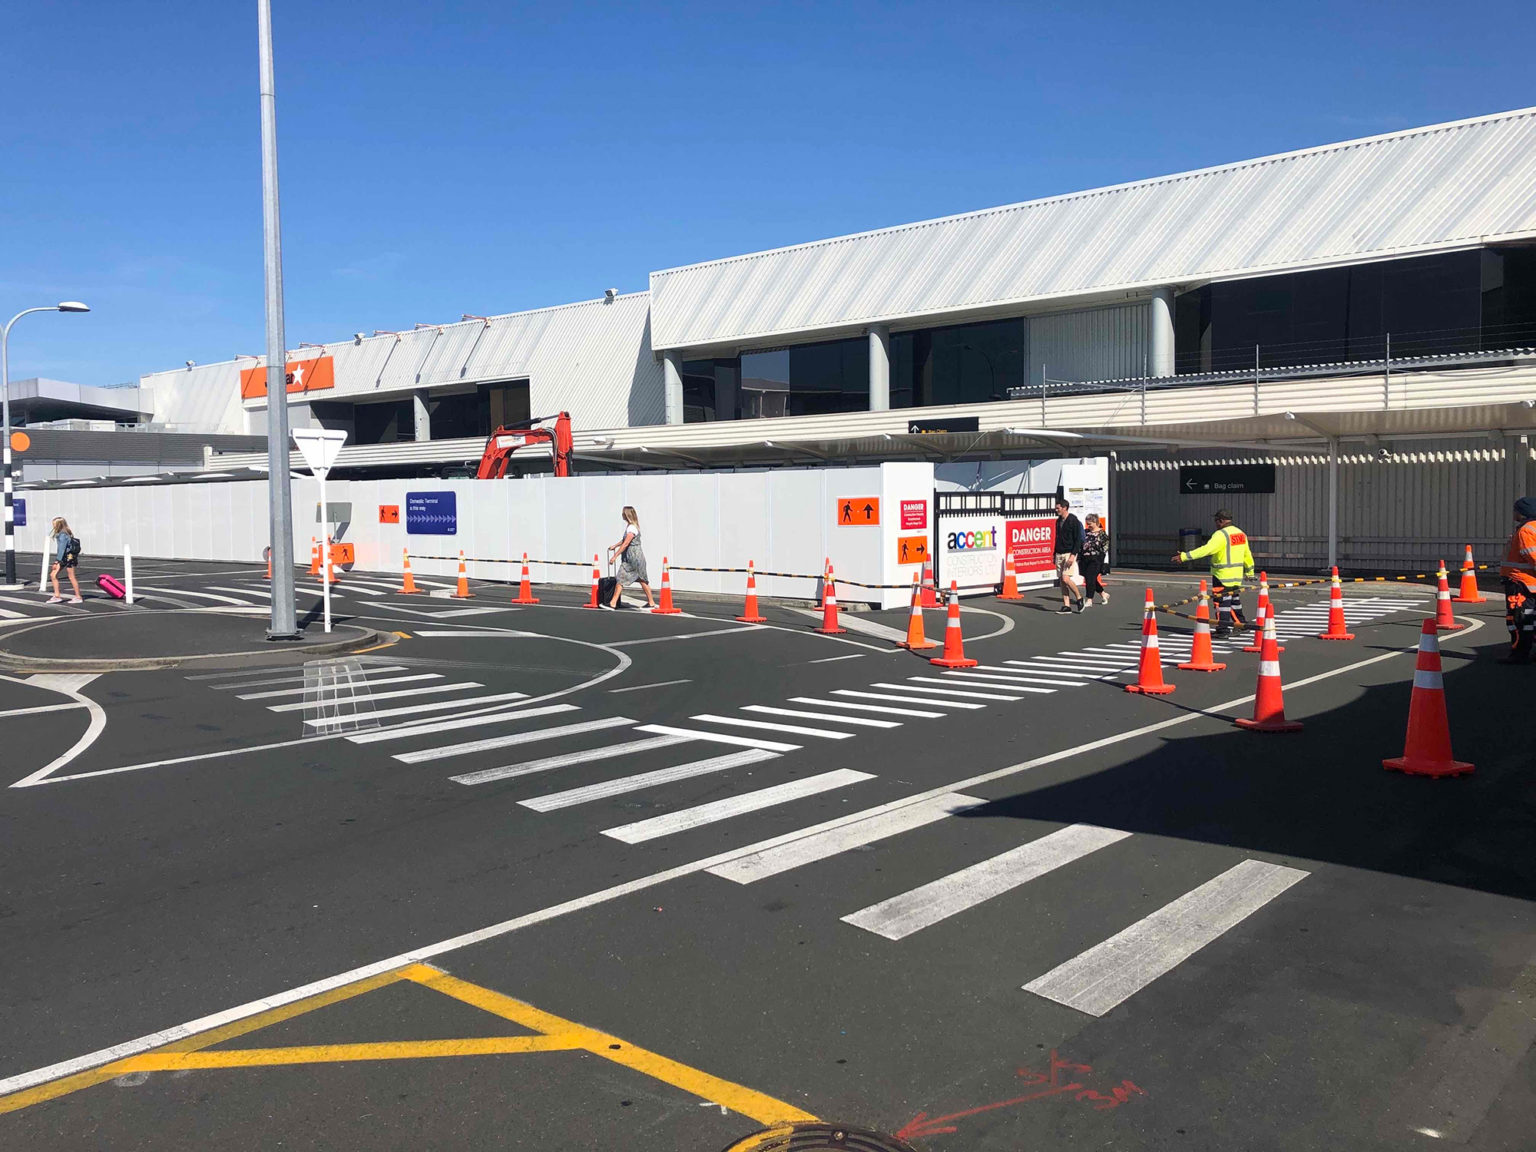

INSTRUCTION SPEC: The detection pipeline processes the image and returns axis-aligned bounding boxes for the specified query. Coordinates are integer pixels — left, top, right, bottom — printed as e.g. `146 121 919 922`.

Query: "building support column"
412 389 431 442
663 351 684 425
868 324 890 412
1149 286 1175 379
1328 437 1339 571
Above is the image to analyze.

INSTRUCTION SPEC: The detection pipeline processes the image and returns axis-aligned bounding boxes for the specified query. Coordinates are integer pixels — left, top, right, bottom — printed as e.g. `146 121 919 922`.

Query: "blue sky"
1 1 1528 386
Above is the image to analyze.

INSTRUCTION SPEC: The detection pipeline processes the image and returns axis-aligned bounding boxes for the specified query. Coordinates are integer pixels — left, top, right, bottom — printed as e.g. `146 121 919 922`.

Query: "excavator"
475 411 574 478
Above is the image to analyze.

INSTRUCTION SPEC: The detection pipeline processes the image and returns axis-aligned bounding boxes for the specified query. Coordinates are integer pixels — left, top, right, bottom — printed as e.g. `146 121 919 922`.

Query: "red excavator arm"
476 411 574 478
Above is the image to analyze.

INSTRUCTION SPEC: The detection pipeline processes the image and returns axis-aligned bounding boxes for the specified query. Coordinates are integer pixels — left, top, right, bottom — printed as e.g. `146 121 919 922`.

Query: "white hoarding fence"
934 491 1059 594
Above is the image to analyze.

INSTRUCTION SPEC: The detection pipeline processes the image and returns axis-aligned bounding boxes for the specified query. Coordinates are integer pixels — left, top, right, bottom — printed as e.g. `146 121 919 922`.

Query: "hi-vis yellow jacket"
1180 525 1256 585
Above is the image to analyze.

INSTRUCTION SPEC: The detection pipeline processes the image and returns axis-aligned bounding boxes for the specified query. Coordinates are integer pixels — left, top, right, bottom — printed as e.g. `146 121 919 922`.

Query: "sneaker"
1074 601 1086 613
46 596 64 604
1079 598 1093 611
1098 593 1110 605
600 603 616 611
68 597 83 604
1055 605 1073 615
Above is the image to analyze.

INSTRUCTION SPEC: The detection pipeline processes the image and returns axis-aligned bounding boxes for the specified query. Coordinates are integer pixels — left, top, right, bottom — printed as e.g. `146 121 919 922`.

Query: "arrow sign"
406 491 458 536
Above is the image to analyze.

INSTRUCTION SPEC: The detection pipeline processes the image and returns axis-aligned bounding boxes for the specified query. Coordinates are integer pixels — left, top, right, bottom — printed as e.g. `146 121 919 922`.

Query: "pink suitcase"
97 573 126 600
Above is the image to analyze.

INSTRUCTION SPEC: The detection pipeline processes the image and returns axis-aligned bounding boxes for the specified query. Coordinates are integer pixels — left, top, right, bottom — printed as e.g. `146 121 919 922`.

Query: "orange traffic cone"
1125 588 1175 694
929 580 978 667
1244 573 1282 653
453 550 473 599
1179 580 1227 672
1383 619 1473 777
817 557 830 608
399 549 420 594
1453 545 1486 604
815 566 847 634
736 561 767 623
997 550 1024 601
512 552 538 604
1433 560 1464 631
920 555 939 609
308 536 321 577
1234 614 1303 732
652 557 682 615
583 554 601 609
1318 567 1354 640
265 547 272 581
899 573 938 650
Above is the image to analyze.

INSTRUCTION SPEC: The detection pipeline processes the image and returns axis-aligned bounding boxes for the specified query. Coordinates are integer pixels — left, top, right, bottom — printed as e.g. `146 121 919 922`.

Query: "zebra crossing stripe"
237 673 442 701
690 714 855 740
832 690 984 710
1023 858 1309 1017
205 585 271 599
267 682 484 713
634 724 801 752
909 674 1053 696
956 669 1086 688
519 749 779 812
788 697 945 719
212 666 411 691
339 700 563 739
842 824 1131 941
602 769 875 844
394 716 635 763
884 680 1025 701
450 734 698 786
742 705 901 729
709 792 986 885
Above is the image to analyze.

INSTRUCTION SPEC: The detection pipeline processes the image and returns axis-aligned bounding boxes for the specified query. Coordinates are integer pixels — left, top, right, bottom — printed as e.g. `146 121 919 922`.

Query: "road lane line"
214 666 412 691
6 674 107 788
395 717 635 763
842 824 1131 941
945 670 1080 688
608 679 693 694
833 690 984 709
709 792 987 884
905 676 1051 696
690 714 855 740
1023 858 1309 1016
335 700 563 738
519 749 779 811
634 724 801 752
0 701 90 719
206 585 271 598
139 587 254 606
0 628 1463 1084
741 705 900 729
807 653 865 664
876 681 1023 701
237 673 443 700
609 626 763 647
602 769 875 844
789 696 944 718
452 734 697 786
266 683 483 713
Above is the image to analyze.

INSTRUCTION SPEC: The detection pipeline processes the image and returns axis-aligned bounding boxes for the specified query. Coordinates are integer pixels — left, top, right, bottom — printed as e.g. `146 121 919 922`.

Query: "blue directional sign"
12 498 24 527
405 491 457 535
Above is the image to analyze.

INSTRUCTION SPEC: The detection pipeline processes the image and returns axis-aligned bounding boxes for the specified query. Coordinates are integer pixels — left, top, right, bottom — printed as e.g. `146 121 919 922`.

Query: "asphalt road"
0 559 1531 1151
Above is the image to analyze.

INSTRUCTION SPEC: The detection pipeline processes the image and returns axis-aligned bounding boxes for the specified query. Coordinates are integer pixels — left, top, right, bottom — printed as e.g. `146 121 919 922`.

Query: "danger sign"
835 497 880 526
899 500 927 530
1006 517 1056 574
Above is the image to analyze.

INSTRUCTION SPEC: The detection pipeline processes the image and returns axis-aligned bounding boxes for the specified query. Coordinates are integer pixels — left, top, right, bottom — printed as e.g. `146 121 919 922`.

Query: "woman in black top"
1078 513 1109 608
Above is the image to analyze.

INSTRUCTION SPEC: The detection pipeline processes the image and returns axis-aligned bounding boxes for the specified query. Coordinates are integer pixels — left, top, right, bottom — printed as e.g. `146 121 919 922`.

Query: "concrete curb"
0 624 393 673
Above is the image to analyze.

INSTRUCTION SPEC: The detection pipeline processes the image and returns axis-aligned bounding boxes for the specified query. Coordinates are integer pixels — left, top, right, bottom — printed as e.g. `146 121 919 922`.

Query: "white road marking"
0 701 90 719
1002 662 1112 679
451 733 697 786
948 670 1082 688
905 675 1050 696
1023 858 1309 1016
709 792 986 885
603 769 875 844
213 666 411 691
236 673 442 700
791 609 911 644
395 716 635 763
410 630 534 638
789 696 943 718
807 653 866 664
139 587 252 606
742 705 899 729
875 680 1022 701
832 689 985 710
634 724 801 752
6 674 107 788
27 673 102 695
608 679 693 694
325 697 551 734
205 585 270 598
0 604 28 619
266 682 483 713
609 626 763 647
519 749 779 812
843 824 1132 941
690 713 854 740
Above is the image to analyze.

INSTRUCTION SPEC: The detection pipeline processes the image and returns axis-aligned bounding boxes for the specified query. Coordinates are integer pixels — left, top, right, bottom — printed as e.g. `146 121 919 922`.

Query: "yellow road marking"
0 963 816 1128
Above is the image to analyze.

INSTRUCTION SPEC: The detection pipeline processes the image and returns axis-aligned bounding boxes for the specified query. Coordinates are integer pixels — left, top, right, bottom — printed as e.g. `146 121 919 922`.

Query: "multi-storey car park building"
22 108 1536 572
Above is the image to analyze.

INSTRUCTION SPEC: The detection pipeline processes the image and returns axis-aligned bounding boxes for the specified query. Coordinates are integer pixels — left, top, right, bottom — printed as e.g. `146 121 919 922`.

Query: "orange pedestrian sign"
896 535 928 565
836 497 880 526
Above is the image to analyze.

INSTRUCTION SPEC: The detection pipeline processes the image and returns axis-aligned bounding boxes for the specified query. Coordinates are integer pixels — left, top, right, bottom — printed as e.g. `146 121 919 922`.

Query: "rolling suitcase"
97 573 126 600
597 575 619 605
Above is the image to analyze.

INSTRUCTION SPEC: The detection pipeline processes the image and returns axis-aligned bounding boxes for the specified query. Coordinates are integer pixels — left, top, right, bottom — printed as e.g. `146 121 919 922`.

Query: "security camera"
604 288 617 301
185 360 195 368
354 333 365 344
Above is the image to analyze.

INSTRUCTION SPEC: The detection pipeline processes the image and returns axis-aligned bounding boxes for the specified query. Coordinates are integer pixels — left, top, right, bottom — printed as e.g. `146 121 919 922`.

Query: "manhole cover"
719 1122 917 1152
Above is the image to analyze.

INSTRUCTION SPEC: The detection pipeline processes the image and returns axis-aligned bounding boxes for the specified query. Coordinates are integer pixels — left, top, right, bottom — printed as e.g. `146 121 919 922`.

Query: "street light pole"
3 302 91 586
258 0 298 638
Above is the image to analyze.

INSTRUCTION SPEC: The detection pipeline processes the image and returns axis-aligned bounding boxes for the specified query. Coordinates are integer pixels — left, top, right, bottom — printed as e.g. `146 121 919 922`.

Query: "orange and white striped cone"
920 554 939 609
652 557 682 615
452 550 473 598
512 551 539 604
308 536 321 577
736 561 767 623
1383 619 1473 777
1125 588 1175 694
997 550 1024 601
399 549 420 594
899 572 938 650
1234 614 1302 732
1243 574 1282 653
1178 580 1227 672
1433 560 1464 631
1453 545 1486 603
1318 567 1354 640
817 557 830 608
816 566 848 634
264 547 272 581
929 581 978 667
583 554 601 609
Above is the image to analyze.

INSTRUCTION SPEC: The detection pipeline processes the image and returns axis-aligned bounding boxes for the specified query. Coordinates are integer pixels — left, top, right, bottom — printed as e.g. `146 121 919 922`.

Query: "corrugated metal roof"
649 107 1536 351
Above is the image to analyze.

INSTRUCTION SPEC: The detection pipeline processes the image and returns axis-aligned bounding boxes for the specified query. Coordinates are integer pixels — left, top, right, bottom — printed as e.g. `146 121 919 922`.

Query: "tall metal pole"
259 0 298 637
4 307 63 586
1327 437 1339 572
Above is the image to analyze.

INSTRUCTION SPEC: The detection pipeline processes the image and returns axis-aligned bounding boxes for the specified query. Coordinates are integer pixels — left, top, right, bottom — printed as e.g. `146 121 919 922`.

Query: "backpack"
65 535 82 561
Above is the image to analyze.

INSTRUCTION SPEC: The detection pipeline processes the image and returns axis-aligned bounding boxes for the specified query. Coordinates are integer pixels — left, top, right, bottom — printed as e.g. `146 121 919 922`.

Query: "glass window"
428 392 484 439
892 317 1023 406
739 338 868 418
480 379 530 430
682 359 739 422
353 399 412 445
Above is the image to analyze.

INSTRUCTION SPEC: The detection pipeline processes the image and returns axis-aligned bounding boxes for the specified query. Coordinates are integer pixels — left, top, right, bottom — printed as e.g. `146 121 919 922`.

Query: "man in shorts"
1053 497 1085 614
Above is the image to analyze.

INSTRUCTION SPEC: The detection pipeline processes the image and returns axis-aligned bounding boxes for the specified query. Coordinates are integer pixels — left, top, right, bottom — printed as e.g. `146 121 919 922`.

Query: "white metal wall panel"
650 108 1536 350
143 362 247 433
1029 303 1149 385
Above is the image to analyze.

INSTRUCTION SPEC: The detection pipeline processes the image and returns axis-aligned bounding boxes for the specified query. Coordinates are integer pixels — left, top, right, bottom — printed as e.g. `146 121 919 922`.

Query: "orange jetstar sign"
239 355 336 400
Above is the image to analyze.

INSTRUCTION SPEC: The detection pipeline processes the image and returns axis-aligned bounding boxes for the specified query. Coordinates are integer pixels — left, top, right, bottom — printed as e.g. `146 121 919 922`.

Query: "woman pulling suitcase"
603 506 656 610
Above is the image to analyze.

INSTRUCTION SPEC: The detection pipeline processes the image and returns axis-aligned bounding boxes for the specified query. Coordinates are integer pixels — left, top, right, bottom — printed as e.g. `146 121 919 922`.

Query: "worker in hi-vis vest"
1500 495 1536 664
1173 509 1256 638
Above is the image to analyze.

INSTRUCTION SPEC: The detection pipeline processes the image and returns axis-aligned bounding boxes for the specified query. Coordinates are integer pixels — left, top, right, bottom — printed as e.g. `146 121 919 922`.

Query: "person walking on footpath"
1173 508 1254 639
605 505 655 610
46 516 83 605
1079 513 1110 609
1053 496 1085 614
1499 495 1536 664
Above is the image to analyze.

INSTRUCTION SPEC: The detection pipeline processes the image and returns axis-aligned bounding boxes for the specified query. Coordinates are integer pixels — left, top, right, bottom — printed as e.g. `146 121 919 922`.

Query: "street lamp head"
56 301 90 313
